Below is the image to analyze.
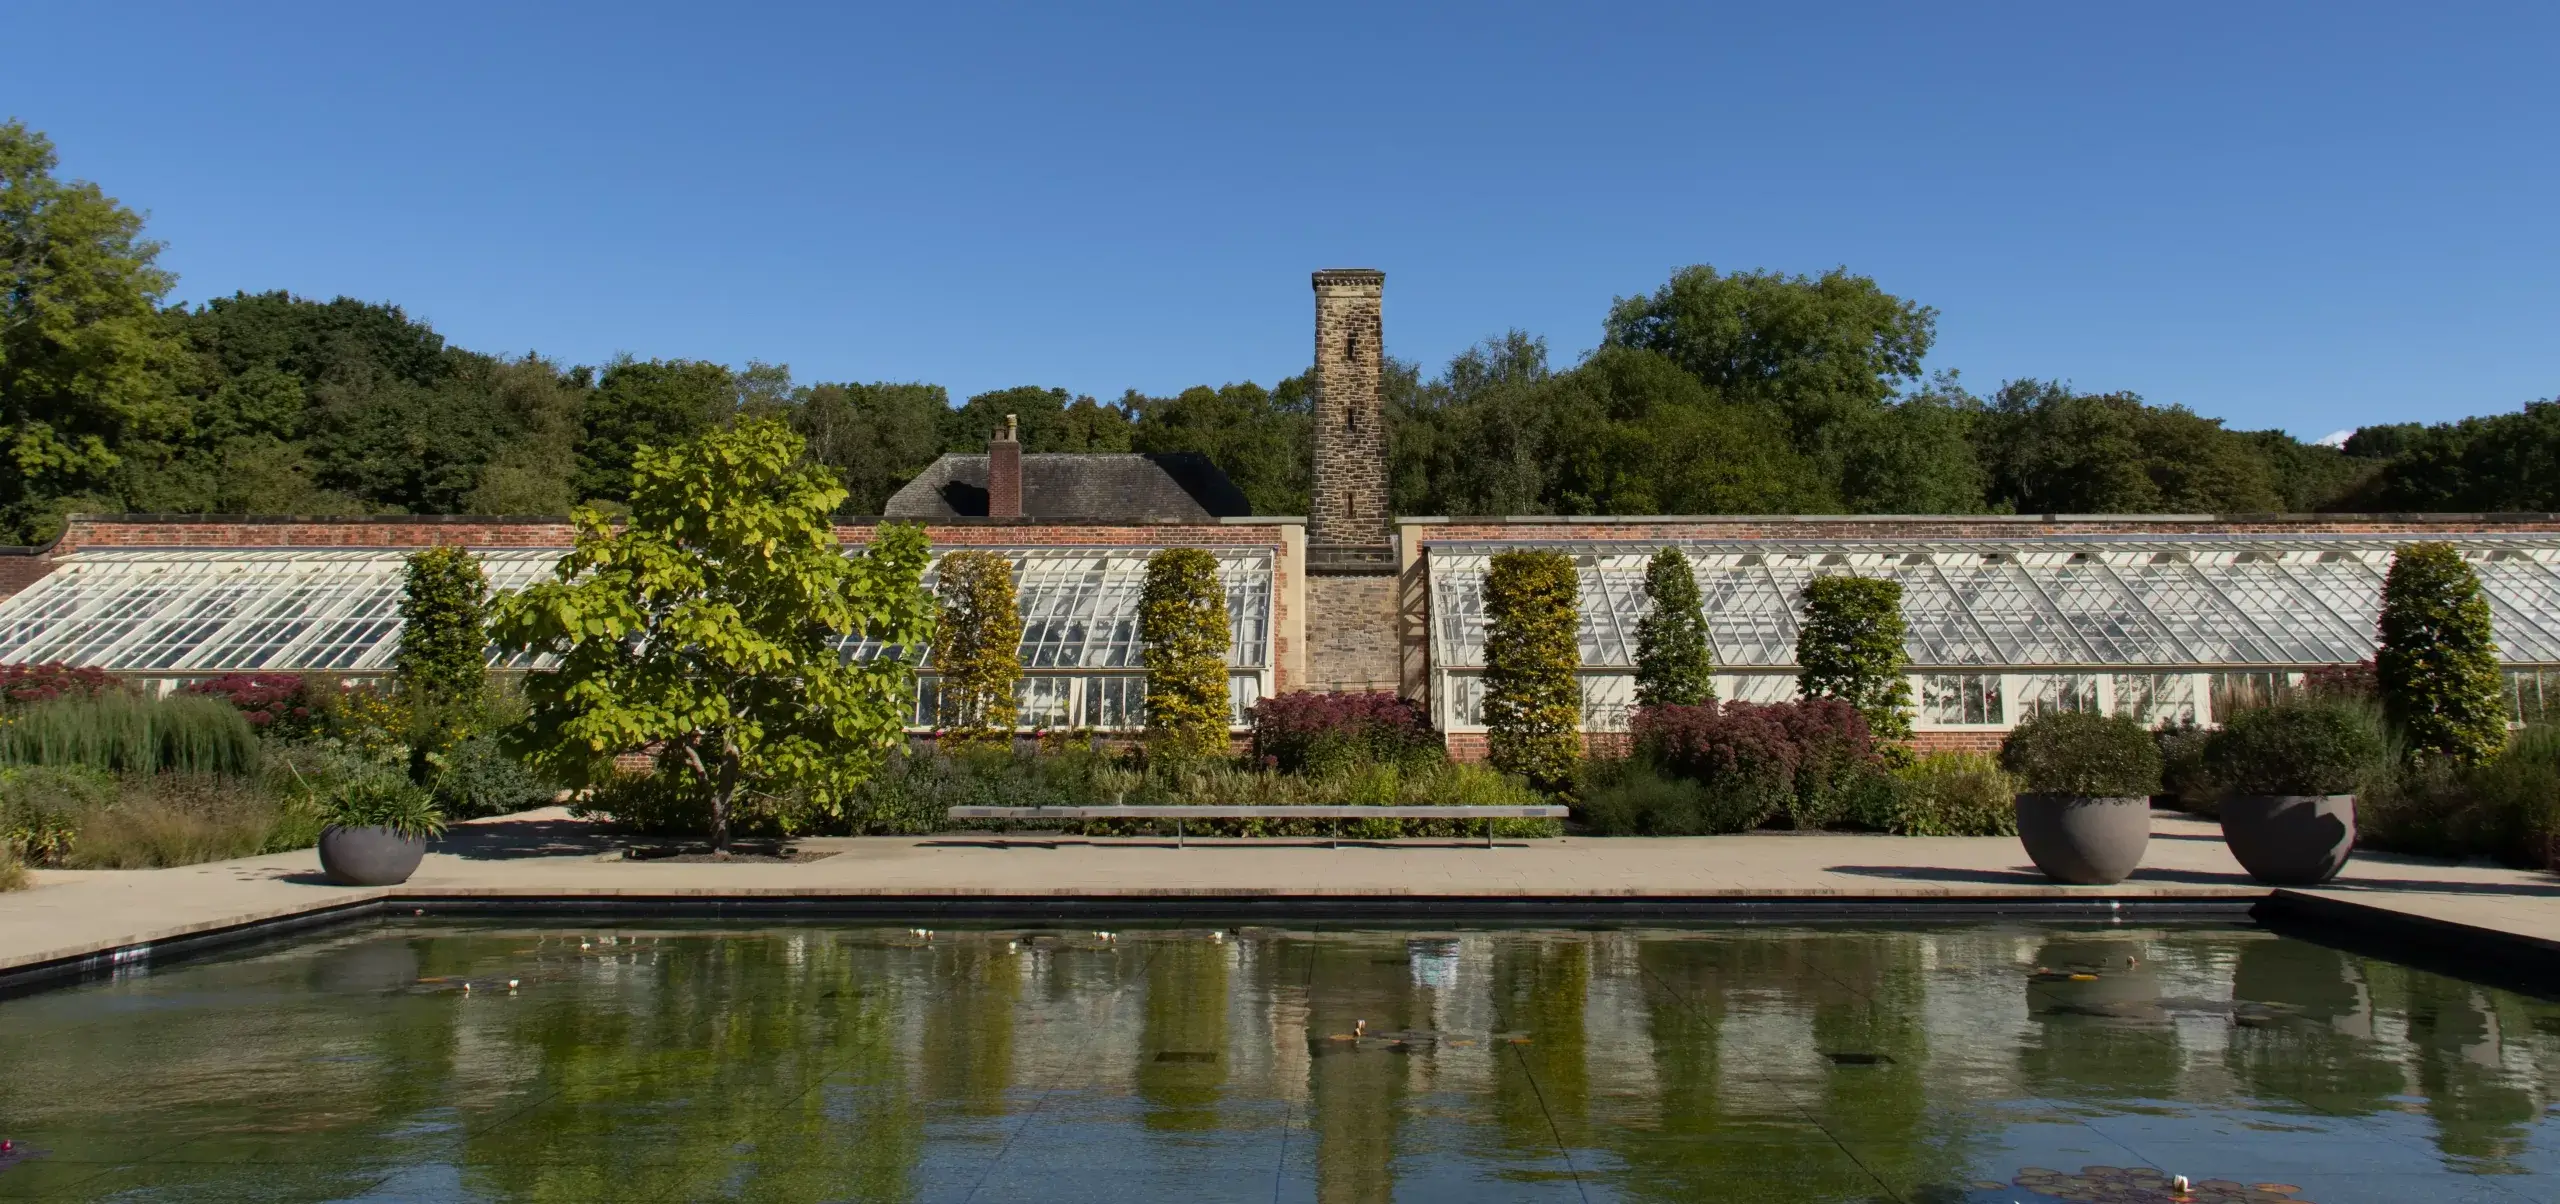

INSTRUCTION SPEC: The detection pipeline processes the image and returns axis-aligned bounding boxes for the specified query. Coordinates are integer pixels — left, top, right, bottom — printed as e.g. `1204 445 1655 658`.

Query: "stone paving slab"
3 808 2554 981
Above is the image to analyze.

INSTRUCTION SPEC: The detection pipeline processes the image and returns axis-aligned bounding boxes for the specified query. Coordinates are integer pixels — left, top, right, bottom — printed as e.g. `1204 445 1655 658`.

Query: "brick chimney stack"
1310 269 1389 551
988 413 1022 518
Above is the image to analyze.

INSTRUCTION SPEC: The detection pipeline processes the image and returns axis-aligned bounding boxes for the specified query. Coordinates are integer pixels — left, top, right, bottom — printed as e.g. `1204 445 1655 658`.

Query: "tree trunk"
709 753 741 854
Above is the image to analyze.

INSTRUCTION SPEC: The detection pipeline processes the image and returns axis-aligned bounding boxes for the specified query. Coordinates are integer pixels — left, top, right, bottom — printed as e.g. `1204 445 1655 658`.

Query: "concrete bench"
942 805 1569 848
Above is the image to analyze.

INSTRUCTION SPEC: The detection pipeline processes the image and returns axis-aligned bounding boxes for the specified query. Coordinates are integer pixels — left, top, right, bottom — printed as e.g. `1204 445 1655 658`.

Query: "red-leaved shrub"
0 662 126 705
1624 698 1892 830
183 674 319 738
1248 691 1440 773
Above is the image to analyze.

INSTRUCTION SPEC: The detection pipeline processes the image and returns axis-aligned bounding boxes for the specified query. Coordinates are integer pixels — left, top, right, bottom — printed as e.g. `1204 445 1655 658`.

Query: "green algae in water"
1 924 2557 1202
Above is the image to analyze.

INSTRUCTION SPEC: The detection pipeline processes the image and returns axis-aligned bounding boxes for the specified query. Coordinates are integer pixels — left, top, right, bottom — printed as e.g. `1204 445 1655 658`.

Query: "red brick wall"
0 551 55 601
1909 731 2006 756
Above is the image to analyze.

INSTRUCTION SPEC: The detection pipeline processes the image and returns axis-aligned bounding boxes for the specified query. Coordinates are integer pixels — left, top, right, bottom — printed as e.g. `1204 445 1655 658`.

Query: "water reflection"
1 923 2557 1202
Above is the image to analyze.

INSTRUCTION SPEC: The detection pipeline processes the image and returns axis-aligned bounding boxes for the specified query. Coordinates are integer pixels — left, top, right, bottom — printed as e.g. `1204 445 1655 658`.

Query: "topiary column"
931 549 1021 744
1634 546 1714 709
1139 548 1232 760
2378 541 2506 763
1797 575 1913 741
397 546 491 707
1482 549 1582 791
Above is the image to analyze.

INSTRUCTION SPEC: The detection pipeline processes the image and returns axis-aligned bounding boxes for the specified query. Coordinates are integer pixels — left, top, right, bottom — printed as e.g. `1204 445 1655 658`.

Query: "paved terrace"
3 809 2556 985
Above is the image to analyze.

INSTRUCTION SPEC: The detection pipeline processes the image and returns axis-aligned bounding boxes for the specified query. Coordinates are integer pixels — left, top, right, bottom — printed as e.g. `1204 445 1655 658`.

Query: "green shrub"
1634 547 1713 708
429 734 555 818
1139 548 1232 760
1247 691 1440 775
0 766 107 864
932 549 1023 742
2377 542 2506 764
1577 758 1765 835
1796 576 1912 741
0 693 259 777
0 845 24 891
2000 710 2161 797
1889 752 2020 836
576 771 725 838
396 546 492 707
1482 549 1582 792
2458 725 2560 867
2203 697 2387 796
2155 721 2218 815
62 774 307 869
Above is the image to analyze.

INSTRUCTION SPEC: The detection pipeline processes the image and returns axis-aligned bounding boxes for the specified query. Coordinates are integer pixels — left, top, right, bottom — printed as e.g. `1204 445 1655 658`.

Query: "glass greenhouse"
0 546 1278 730
1426 535 2560 734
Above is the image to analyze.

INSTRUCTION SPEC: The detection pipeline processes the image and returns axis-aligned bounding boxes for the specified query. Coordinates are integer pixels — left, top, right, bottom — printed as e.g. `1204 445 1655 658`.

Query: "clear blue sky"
11 2 2554 439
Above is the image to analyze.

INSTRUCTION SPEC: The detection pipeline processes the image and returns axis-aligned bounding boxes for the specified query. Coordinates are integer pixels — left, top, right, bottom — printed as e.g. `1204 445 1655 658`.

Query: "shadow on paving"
429 817 621 861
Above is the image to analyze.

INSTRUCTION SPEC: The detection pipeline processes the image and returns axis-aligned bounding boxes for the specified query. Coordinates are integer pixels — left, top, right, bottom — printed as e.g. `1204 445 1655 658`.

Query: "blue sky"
10 2 2553 438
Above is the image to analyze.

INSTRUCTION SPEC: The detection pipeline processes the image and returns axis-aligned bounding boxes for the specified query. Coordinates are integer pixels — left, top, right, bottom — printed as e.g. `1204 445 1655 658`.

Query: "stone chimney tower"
1310 269 1389 552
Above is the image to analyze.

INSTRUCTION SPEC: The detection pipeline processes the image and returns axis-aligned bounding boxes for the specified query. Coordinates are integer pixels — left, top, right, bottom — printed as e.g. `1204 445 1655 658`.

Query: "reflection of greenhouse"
1425 534 2560 735
0 543 1279 730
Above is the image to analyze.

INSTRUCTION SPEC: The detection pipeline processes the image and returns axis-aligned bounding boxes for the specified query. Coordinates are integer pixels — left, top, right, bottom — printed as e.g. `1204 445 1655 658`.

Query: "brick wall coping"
41 515 1295 554
1399 512 2560 526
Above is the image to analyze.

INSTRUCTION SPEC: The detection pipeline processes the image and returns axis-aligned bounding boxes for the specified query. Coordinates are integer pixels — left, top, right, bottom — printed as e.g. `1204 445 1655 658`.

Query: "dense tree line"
3 118 2552 543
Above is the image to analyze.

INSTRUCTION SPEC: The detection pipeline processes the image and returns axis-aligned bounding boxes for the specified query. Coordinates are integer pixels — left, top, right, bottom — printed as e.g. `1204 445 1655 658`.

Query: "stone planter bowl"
2220 794 2356 886
2015 794 2151 885
318 824 427 886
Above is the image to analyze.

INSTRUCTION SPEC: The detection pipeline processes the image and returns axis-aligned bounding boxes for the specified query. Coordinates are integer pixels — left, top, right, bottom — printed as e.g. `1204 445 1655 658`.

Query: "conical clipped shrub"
1140 548 1232 760
397 546 491 706
1635 546 1713 709
1797 575 1912 741
932 549 1022 743
1482 549 1582 791
2377 542 2505 764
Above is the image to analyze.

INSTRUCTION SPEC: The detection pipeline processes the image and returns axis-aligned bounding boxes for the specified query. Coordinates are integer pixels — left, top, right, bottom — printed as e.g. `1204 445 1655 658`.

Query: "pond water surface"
2 922 2558 1203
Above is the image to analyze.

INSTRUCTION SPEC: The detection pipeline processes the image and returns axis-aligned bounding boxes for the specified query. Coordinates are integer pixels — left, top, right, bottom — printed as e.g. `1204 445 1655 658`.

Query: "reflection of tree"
1304 936 1421 1204
1138 939 1230 1131
1807 933 1965 1193
459 932 924 1203
1490 935 1591 1151
2400 970 2539 1172
2018 937 2180 1101
2223 939 2400 1117
920 941 1018 1116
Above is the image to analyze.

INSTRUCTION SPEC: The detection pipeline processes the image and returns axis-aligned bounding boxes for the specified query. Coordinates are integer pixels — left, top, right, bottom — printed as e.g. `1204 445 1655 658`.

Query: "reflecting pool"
3 923 2559 1202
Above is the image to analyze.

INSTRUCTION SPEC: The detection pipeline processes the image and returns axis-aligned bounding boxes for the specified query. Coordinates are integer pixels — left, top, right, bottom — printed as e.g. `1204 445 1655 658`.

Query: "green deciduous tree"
396 546 492 706
575 358 736 503
792 381 948 514
1634 547 1712 708
1797 576 1912 740
0 120 191 541
2377 541 2506 764
493 418 933 849
931 550 1021 742
1128 382 1310 516
1482 549 1582 790
1138 548 1231 759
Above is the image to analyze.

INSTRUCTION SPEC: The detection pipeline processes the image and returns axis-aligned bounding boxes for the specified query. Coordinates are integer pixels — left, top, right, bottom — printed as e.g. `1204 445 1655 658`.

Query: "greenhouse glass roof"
0 546 1277 677
1426 536 2560 671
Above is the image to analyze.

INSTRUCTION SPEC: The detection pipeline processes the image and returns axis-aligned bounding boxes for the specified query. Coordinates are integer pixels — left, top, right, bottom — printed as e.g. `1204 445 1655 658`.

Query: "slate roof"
882 452 1253 520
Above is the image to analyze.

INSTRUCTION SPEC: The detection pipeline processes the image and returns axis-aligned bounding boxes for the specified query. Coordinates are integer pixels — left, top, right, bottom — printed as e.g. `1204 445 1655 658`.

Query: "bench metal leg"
1176 818 1184 849
1486 817 1495 850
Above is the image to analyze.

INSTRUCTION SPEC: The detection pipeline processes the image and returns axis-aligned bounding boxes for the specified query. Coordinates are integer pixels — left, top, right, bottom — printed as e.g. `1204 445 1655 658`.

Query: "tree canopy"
7 118 2555 541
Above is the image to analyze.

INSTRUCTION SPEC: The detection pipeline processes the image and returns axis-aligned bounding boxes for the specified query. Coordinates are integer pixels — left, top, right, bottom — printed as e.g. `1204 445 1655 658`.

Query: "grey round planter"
2015 794 2151 885
2220 794 2356 885
317 824 427 886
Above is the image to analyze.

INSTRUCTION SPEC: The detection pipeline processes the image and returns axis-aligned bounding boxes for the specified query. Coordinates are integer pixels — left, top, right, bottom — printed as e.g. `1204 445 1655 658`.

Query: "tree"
1603 265 1935 456
0 120 191 541
1129 382 1310 516
492 418 932 849
396 546 492 706
931 550 1021 742
2377 542 2505 764
1634 547 1713 708
1482 549 1582 790
1138 548 1231 758
1797 576 1912 740
1972 380 2285 514
792 381 948 514
575 358 736 502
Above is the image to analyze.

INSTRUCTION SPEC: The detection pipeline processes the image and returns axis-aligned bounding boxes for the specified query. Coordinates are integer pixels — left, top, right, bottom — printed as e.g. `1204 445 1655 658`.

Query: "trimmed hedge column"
1635 546 1713 708
1482 549 1582 791
2378 541 2505 763
1797 575 1913 741
932 549 1021 743
1140 548 1232 759
397 546 491 707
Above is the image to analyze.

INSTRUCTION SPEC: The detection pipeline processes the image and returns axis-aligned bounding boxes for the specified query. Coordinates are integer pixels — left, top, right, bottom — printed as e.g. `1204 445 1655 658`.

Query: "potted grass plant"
2202 697 2382 884
2000 710 2163 884
317 772 446 886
